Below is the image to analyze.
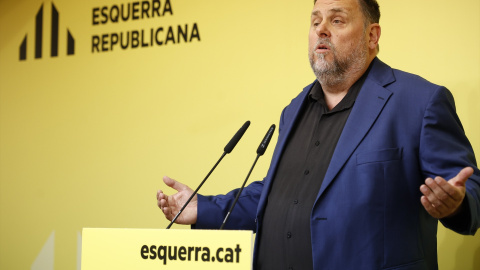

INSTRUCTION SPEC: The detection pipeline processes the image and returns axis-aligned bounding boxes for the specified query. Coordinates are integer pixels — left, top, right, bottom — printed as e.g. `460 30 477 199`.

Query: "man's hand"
157 176 198 225
420 167 473 219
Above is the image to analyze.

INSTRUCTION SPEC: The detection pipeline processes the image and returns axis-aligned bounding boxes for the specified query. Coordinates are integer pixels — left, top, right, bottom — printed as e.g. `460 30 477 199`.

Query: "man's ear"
368 23 381 50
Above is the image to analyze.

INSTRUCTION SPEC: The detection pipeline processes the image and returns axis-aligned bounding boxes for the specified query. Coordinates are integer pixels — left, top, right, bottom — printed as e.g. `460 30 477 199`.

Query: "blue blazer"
196 58 480 269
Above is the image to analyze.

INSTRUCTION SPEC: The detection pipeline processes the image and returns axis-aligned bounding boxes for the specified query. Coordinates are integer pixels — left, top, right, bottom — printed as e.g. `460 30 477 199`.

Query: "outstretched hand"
420 167 473 219
157 176 198 225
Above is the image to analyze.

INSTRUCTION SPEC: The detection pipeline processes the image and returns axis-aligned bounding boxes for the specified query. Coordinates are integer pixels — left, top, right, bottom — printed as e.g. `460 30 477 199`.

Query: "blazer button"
286 232 292 238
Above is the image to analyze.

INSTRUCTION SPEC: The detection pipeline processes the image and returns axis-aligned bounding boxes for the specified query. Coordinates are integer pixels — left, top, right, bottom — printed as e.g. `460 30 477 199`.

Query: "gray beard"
309 39 367 87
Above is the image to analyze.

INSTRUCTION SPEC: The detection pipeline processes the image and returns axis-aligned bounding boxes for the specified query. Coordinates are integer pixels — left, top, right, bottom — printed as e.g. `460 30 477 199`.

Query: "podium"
81 228 254 270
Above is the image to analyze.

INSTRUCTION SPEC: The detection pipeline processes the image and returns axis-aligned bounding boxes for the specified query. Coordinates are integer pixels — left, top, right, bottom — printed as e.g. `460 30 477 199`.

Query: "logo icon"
19 2 75 61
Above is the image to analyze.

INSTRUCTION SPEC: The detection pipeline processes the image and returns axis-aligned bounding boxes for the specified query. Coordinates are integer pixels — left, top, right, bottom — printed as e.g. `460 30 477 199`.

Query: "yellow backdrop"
0 0 479 269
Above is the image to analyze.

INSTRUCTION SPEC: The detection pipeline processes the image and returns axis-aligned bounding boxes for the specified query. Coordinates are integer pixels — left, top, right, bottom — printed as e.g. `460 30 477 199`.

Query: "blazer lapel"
316 58 396 199
257 84 313 216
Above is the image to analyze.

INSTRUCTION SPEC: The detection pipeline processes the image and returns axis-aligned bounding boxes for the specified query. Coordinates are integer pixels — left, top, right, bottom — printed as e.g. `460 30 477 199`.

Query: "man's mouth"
316 43 330 53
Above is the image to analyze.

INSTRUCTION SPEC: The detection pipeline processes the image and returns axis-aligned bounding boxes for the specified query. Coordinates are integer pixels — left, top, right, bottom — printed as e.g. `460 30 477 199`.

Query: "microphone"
166 121 250 229
219 124 276 230
224 121 250 153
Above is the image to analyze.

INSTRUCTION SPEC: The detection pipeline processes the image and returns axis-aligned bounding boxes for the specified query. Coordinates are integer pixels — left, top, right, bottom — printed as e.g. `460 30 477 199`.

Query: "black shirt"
256 74 368 270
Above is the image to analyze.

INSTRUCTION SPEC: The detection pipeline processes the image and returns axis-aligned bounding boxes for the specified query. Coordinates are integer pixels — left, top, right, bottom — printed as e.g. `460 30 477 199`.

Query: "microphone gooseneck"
219 124 276 230
166 121 251 229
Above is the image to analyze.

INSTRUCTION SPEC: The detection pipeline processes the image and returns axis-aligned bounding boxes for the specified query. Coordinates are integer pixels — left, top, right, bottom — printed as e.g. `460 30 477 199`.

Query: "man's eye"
312 19 321 26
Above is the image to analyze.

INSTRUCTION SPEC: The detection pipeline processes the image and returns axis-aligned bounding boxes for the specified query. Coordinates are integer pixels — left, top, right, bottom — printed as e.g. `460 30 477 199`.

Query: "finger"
159 196 169 207
163 176 188 192
420 181 449 210
426 177 457 208
157 191 166 203
433 176 464 202
159 198 169 211
156 191 161 207
449 167 474 187
162 205 172 219
157 195 166 208
421 195 441 219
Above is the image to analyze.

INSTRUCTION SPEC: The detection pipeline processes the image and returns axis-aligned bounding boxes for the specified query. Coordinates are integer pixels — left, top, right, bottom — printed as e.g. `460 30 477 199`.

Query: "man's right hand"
157 176 198 225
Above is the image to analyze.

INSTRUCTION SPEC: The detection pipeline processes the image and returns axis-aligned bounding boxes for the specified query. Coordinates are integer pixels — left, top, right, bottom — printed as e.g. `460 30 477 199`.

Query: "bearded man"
157 0 480 269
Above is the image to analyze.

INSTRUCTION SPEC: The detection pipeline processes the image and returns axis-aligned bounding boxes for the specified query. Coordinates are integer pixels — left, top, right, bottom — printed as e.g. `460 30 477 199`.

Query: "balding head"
314 0 380 26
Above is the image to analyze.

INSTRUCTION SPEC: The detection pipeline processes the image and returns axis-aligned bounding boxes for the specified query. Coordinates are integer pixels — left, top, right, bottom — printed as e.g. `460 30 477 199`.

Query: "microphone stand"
219 155 260 230
165 121 250 229
219 124 275 230
167 152 227 229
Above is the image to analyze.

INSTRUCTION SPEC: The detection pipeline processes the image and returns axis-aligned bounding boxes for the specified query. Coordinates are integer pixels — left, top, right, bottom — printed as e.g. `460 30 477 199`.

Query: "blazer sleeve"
194 180 264 231
419 86 480 235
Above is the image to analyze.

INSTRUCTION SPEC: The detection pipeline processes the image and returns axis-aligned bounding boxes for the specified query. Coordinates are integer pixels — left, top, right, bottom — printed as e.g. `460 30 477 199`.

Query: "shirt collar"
309 63 373 113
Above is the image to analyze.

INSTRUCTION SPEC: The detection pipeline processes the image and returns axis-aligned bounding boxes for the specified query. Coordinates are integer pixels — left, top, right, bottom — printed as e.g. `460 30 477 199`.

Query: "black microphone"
166 121 250 229
224 121 250 153
256 124 275 155
219 124 276 230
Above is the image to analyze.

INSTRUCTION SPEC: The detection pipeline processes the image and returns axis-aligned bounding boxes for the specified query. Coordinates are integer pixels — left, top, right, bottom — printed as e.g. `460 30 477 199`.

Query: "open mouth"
315 43 330 53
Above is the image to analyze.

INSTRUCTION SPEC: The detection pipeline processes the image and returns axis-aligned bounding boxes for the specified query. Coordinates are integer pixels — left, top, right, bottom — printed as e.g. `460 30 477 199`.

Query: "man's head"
309 0 381 87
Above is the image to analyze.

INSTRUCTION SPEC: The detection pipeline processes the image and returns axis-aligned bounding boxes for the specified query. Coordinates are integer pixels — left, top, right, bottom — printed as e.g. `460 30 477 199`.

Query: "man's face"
309 0 370 85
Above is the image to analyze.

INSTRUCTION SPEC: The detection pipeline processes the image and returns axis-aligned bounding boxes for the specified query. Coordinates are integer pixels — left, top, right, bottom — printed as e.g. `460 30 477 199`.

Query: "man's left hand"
420 167 474 219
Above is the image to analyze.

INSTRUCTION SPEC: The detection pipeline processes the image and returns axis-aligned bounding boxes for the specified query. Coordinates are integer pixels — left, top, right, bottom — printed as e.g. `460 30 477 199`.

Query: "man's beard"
309 37 368 87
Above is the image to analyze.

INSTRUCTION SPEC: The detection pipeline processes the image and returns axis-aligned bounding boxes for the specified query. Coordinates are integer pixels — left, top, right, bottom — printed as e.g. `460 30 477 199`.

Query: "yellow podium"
81 228 254 270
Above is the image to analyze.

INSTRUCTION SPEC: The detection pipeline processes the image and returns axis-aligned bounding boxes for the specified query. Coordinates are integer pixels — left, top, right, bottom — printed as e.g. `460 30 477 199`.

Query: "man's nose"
315 21 331 38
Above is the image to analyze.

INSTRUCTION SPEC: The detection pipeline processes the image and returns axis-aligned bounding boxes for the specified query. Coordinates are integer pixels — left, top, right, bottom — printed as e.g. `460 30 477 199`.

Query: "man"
157 0 480 269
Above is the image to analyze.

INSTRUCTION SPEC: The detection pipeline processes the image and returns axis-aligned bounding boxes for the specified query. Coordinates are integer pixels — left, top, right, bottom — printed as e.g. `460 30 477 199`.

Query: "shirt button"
287 232 292 238
293 200 299 204
304 170 310 175
315 141 320 146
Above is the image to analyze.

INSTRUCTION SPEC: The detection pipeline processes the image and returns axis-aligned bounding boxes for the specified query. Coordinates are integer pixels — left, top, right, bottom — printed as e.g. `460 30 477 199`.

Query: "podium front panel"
81 228 253 270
